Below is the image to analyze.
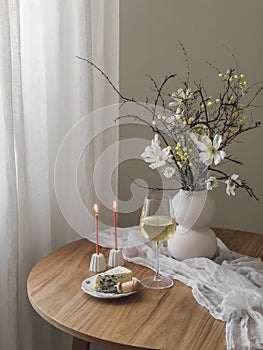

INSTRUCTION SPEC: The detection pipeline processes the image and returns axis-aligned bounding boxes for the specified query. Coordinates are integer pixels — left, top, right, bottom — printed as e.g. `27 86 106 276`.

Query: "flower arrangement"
140 67 262 198
77 46 262 199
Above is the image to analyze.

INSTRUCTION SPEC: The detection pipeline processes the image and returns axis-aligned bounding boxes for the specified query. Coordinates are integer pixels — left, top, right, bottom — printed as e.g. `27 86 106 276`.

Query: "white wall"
119 0 263 233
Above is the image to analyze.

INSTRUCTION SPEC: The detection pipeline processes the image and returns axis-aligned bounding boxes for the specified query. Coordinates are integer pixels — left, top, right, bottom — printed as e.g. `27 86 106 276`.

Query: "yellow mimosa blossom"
177 152 182 157
239 116 247 124
239 81 247 87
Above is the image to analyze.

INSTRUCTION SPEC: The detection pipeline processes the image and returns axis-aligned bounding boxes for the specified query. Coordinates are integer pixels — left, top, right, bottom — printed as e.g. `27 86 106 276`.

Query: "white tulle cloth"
87 227 263 350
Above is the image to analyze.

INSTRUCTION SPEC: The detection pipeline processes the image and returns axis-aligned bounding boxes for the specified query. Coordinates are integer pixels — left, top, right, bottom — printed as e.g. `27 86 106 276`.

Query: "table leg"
71 336 90 350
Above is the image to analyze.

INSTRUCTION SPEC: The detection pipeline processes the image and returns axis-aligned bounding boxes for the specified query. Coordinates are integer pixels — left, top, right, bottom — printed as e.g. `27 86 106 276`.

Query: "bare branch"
132 179 181 192
178 40 190 85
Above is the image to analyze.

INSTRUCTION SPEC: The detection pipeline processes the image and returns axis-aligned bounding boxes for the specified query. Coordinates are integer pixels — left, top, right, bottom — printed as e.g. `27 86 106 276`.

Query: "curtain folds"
0 1 119 350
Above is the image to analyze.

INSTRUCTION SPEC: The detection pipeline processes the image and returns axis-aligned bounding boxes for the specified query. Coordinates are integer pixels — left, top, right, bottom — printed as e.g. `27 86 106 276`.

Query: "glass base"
141 275 174 290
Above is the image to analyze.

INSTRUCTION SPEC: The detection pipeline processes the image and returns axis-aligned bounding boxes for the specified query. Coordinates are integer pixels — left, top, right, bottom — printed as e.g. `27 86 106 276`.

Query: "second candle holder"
108 248 124 267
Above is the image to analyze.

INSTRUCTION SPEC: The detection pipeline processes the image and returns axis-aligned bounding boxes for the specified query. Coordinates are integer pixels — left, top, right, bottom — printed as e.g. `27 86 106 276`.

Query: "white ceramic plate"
81 275 137 299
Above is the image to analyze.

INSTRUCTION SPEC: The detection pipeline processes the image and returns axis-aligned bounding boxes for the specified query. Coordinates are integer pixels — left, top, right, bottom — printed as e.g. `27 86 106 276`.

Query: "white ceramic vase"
167 189 217 260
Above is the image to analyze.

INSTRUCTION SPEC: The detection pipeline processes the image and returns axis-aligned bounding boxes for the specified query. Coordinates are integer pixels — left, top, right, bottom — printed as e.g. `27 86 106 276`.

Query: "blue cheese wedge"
93 266 132 290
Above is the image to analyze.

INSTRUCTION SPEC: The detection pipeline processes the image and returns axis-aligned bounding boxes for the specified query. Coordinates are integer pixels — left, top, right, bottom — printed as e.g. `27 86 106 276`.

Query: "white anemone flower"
169 88 193 107
190 133 226 166
166 115 175 124
163 166 175 179
141 135 172 169
205 176 219 190
166 109 184 126
225 174 240 196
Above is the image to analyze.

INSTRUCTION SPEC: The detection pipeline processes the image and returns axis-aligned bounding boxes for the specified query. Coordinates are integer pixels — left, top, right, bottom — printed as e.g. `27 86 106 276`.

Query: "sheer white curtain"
0 1 119 350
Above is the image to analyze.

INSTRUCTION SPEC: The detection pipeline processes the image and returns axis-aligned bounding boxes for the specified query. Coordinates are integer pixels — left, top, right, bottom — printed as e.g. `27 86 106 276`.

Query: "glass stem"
155 241 161 280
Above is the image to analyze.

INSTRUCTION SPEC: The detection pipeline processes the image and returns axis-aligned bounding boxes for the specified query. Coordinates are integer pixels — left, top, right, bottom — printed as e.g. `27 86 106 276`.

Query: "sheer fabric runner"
93 227 263 350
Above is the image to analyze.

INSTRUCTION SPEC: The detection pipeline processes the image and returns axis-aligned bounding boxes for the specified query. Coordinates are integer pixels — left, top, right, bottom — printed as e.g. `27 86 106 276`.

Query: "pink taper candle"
94 204 99 255
113 200 117 250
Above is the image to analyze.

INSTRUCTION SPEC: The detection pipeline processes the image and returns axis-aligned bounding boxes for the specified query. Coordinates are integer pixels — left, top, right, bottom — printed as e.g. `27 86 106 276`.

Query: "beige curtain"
0 1 119 349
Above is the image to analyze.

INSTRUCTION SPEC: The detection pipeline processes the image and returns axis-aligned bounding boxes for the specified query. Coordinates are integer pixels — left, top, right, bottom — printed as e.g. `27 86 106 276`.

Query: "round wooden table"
27 228 263 350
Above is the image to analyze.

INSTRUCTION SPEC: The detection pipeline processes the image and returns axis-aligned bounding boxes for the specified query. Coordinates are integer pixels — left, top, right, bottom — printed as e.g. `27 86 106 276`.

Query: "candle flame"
113 200 117 210
93 204 98 213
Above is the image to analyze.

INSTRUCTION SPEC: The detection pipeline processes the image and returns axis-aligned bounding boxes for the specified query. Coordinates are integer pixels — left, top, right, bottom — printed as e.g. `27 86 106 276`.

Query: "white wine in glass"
140 215 176 242
139 193 176 289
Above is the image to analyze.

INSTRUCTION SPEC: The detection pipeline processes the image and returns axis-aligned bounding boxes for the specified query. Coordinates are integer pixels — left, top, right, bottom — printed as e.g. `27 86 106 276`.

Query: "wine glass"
139 192 176 289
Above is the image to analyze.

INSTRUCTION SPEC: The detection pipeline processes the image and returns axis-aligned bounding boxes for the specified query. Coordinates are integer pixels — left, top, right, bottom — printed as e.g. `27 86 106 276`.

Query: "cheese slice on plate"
93 266 132 290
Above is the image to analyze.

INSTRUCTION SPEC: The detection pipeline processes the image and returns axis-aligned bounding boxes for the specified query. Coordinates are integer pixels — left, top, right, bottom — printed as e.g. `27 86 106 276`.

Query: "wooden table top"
27 228 263 350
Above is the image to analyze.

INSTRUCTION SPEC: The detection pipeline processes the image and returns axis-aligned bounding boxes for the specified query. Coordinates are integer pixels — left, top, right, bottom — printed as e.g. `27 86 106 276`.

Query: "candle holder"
108 248 124 267
89 253 106 272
